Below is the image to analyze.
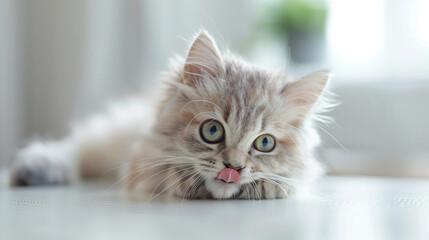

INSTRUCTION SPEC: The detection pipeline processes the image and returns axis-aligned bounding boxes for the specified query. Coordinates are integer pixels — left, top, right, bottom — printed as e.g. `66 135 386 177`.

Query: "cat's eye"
253 134 276 152
200 120 224 143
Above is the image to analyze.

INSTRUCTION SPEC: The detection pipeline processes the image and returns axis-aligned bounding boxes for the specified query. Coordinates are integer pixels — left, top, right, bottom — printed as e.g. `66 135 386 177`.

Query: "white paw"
11 141 73 186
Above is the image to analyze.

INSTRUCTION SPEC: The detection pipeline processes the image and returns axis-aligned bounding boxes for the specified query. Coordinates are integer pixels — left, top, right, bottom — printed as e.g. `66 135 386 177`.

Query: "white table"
1 176 429 240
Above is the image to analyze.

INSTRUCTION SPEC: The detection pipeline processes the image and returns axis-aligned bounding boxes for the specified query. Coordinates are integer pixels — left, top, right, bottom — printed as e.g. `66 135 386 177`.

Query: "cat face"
153 31 330 199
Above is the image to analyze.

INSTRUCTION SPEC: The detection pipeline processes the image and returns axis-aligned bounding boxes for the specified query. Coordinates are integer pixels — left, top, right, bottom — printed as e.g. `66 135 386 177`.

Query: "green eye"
254 134 276 152
200 120 224 143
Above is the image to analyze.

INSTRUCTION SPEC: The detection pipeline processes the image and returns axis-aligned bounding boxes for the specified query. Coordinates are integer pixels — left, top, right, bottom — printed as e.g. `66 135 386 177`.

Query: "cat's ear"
282 70 331 118
181 30 223 86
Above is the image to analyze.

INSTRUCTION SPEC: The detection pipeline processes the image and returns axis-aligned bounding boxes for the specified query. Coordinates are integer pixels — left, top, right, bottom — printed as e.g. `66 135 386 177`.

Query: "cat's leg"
10 98 153 186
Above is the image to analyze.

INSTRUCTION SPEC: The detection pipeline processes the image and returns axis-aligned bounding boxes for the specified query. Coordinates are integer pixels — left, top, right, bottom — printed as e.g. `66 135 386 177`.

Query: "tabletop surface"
1 176 429 240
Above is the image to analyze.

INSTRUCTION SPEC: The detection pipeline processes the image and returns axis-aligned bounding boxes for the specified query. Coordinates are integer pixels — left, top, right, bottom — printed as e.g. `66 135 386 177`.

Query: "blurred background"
1 0 429 177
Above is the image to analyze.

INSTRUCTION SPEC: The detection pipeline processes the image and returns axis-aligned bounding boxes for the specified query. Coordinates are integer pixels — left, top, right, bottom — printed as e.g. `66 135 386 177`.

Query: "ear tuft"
182 30 223 87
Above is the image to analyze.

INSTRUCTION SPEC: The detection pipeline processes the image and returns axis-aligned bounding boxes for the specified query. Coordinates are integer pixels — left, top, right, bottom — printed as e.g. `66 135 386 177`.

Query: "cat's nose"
223 162 245 171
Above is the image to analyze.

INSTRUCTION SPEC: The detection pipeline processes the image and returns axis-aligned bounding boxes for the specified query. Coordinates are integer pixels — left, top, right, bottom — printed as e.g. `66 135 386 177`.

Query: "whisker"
313 122 350 153
272 126 299 146
250 180 262 200
105 156 200 191
147 167 196 201
260 178 289 198
149 169 198 201
128 163 195 191
102 154 195 176
174 171 200 202
101 154 180 175
184 111 220 133
255 173 301 183
180 99 222 115
186 175 205 201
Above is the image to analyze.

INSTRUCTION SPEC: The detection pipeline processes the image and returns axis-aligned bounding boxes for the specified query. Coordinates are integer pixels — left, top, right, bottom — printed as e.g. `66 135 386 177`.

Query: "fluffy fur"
10 30 333 200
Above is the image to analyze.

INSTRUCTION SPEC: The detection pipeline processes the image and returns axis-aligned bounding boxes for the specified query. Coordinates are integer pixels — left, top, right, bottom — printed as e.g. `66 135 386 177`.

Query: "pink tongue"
216 168 240 184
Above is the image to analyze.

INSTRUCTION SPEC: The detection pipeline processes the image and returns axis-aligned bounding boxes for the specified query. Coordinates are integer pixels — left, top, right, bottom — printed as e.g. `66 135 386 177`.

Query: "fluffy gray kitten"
11 30 332 200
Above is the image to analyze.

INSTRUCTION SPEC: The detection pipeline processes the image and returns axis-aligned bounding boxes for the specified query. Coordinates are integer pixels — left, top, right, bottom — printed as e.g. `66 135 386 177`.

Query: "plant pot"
287 30 326 64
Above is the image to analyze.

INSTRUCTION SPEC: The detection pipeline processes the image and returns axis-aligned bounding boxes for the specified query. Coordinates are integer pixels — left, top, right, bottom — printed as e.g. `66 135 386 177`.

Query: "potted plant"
264 0 328 63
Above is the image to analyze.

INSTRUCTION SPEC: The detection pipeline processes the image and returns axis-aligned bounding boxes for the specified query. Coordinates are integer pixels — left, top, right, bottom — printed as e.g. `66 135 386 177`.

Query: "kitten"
10 30 332 200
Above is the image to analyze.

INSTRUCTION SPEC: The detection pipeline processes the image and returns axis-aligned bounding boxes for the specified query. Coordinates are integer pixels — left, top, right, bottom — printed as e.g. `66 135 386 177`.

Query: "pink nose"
216 168 240 183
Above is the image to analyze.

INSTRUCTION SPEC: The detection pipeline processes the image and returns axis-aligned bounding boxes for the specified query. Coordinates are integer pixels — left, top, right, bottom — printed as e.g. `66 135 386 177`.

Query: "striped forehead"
222 92 268 146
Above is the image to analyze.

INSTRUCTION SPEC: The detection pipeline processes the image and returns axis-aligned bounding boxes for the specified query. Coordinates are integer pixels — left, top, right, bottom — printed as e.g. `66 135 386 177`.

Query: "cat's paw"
10 142 73 186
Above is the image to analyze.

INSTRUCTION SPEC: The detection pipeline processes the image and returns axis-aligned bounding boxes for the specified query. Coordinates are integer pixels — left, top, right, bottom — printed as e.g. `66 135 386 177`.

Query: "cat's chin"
205 179 241 199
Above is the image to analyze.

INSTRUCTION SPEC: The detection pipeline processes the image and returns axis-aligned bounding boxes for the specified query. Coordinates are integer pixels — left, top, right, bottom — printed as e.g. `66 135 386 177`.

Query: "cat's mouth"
205 168 242 199
215 168 240 184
